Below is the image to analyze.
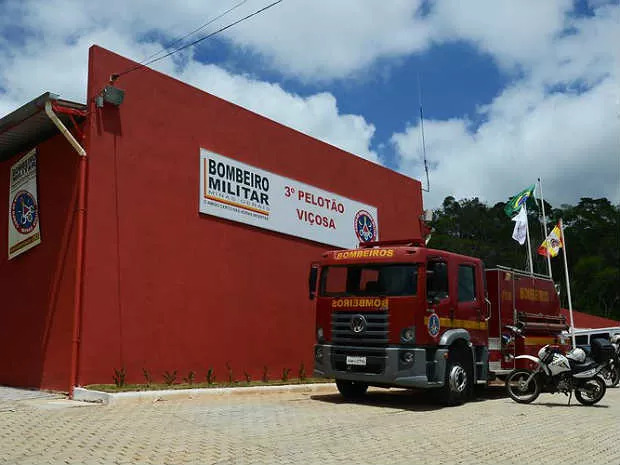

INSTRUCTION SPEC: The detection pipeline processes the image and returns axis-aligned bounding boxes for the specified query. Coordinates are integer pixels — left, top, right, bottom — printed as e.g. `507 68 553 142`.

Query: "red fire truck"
309 239 569 404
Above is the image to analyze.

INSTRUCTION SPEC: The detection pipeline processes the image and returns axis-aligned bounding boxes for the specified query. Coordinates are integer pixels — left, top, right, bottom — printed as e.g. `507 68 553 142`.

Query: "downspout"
45 100 87 398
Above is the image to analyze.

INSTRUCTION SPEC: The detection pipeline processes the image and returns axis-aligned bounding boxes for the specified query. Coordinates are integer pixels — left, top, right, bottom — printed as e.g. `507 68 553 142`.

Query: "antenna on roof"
418 73 430 193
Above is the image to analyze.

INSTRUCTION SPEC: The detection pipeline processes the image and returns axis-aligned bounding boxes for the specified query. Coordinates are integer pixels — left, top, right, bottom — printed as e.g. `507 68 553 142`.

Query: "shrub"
183 371 196 385
113 367 126 387
298 362 306 382
142 368 153 386
163 370 177 386
226 362 234 384
206 368 216 384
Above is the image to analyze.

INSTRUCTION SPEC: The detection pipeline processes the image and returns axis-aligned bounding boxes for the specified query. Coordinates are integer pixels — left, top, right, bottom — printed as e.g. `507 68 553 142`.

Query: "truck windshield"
320 264 418 297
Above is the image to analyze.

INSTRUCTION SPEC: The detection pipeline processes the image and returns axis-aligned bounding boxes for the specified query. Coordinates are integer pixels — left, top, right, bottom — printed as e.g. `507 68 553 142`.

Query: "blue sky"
0 0 618 209
193 33 508 166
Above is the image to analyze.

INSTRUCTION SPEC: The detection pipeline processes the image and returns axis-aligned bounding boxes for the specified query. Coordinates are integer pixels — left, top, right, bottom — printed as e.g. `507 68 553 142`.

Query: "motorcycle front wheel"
575 377 606 405
506 369 540 404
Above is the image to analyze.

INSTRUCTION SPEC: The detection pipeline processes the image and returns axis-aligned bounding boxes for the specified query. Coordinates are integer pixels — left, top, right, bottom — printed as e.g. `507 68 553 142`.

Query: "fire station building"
0 46 423 392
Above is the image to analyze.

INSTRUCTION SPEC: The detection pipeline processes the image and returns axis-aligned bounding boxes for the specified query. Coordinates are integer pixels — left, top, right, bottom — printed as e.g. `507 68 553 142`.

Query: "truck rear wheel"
336 379 368 399
438 351 471 405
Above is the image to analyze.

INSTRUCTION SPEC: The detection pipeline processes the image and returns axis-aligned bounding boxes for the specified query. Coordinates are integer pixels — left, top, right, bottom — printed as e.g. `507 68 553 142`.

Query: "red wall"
0 135 78 391
78 46 423 386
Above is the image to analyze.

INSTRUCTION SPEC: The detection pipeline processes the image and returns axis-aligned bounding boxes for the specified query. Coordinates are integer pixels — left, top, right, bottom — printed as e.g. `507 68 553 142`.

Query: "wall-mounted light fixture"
95 82 125 108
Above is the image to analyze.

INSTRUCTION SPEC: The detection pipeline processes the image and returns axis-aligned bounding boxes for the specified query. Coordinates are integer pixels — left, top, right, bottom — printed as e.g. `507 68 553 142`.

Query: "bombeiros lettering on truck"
308 238 569 405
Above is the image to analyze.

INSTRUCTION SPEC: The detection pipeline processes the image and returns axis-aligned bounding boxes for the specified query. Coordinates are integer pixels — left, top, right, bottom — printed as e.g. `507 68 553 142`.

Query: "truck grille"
331 311 389 346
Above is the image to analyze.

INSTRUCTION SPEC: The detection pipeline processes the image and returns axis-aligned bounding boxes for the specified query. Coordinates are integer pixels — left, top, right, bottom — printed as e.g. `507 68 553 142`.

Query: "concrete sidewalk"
1 384 618 464
0 385 62 403
73 382 337 405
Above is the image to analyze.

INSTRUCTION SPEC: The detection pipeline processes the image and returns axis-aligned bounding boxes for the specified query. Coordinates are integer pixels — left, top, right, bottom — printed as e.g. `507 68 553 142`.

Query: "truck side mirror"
309 265 319 300
503 325 522 336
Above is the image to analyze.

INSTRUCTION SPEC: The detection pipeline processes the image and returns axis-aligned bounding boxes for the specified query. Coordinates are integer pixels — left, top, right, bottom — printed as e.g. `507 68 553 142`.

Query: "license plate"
346 356 366 366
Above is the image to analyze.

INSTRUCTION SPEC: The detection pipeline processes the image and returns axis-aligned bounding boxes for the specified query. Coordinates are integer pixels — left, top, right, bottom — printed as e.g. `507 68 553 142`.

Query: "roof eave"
0 92 87 161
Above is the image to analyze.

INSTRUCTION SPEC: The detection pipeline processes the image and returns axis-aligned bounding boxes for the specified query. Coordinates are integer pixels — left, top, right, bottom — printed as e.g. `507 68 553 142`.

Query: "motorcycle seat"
569 360 598 373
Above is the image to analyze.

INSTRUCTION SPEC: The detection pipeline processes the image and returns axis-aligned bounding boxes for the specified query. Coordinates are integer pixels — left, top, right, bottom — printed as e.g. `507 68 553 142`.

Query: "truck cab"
310 239 490 404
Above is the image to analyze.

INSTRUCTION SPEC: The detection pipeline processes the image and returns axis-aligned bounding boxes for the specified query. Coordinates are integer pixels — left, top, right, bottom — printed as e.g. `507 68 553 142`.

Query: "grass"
85 377 332 393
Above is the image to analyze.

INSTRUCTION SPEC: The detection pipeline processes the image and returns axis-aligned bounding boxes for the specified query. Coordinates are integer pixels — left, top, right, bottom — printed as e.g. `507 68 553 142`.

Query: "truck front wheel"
336 379 368 399
438 351 471 405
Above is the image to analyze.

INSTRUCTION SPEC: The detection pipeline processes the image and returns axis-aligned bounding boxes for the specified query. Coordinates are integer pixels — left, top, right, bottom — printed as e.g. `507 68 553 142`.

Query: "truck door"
425 259 451 341
455 263 487 346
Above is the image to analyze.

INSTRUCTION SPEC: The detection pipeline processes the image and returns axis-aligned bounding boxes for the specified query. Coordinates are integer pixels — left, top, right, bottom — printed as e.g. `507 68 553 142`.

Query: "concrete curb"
73 382 337 406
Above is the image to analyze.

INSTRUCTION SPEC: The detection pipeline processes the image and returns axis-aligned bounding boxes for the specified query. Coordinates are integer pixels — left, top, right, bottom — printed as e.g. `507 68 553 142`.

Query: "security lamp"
96 85 125 107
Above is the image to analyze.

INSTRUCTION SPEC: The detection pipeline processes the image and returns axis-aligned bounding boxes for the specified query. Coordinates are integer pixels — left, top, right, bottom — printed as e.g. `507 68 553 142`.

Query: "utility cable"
137 0 250 66
112 0 284 81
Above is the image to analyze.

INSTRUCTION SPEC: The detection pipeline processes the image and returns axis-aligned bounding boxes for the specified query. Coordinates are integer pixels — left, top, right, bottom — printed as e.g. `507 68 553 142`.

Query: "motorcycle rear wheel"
599 364 620 387
575 377 606 405
609 366 620 388
601 365 620 387
506 369 540 404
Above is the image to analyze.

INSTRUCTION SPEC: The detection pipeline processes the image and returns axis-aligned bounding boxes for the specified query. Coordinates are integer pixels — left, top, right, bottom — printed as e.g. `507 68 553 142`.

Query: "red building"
0 46 423 392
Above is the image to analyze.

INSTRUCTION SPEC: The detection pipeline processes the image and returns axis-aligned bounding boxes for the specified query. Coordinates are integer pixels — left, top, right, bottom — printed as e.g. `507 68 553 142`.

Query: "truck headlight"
315 346 324 362
317 327 324 342
401 326 415 344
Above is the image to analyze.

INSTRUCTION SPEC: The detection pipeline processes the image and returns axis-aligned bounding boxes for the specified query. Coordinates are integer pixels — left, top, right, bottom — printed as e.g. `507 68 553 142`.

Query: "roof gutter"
44 101 86 157
45 100 87 398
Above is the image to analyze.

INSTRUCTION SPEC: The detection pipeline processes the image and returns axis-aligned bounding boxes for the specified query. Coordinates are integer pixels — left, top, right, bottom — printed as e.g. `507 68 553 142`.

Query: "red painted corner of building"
73 46 424 387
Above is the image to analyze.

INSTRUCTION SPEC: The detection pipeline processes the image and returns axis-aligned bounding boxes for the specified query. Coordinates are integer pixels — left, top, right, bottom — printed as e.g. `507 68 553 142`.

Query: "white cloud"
400 2 620 209
1 0 618 209
177 61 377 160
393 76 620 209
430 0 574 69
0 0 378 162
221 0 433 81
0 0 434 82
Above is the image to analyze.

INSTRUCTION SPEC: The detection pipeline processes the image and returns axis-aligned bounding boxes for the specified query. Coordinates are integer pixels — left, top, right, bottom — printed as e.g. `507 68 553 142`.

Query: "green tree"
555 198 620 320
429 196 620 321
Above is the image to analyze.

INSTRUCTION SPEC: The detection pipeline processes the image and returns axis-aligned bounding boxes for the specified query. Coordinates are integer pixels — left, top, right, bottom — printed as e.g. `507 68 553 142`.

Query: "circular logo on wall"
11 190 39 234
428 313 440 337
354 210 377 243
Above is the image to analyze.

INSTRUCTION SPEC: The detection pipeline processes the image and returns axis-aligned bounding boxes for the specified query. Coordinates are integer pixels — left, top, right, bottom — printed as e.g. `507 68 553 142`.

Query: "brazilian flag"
504 184 535 217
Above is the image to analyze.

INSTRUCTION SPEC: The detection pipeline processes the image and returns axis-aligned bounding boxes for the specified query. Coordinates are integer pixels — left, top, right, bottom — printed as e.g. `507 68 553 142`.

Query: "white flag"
511 206 528 245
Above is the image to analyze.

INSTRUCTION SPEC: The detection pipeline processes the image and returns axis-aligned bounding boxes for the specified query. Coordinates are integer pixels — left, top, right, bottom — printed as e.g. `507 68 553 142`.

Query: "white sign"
8 149 41 259
199 149 379 248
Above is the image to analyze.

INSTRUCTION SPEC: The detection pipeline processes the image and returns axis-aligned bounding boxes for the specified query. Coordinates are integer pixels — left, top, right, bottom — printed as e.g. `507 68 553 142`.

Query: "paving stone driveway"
0 384 618 464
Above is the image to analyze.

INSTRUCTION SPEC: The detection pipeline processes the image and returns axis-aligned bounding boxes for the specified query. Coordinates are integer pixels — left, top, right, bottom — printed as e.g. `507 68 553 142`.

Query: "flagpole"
560 218 576 349
525 205 534 275
537 178 552 279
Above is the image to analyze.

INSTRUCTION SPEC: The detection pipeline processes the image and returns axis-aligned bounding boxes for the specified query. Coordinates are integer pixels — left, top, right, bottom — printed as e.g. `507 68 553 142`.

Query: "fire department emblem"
354 210 377 243
11 190 38 234
350 314 367 333
428 313 440 337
